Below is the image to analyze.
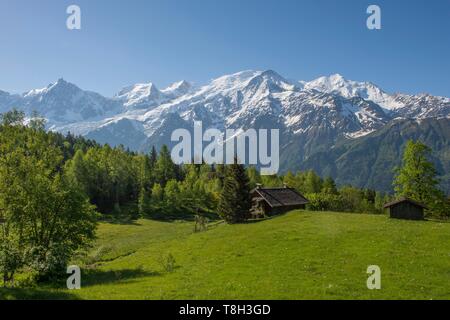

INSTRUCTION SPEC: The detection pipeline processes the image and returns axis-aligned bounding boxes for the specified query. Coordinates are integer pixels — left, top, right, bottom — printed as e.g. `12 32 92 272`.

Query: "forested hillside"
285 118 450 193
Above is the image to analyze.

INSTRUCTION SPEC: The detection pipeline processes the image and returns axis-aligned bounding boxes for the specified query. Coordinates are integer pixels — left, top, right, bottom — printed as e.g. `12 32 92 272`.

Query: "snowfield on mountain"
1 70 449 192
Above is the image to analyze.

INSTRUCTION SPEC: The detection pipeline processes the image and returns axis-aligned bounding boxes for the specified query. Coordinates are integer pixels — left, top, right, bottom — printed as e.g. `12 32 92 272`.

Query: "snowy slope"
303 74 449 119
0 71 448 152
15 79 122 125
303 74 403 111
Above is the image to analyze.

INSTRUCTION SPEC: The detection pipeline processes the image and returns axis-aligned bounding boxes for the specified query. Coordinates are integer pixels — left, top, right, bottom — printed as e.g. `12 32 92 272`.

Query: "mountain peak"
260 69 282 77
329 73 345 81
22 78 80 98
303 74 396 107
245 69 296 92
51 78 79 89
310 74 347 87
115 82 164 109
162 80 192 93
117 82 159 97
46 78 82 95
207 70 261 92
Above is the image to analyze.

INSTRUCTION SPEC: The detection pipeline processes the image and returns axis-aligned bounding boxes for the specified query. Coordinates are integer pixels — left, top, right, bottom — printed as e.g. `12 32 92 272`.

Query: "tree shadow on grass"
0 268 160 300
243 217 272 224
99 215 142 226
0 287 79 300
425 217 450 223
81 267 161 287
144 210 220 223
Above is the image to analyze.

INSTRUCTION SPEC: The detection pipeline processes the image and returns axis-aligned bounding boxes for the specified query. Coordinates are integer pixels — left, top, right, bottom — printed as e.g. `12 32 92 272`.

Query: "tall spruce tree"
138 187 151 216
149 146 158 168
322 176 338 195
217 161 251 223
155 145 177 187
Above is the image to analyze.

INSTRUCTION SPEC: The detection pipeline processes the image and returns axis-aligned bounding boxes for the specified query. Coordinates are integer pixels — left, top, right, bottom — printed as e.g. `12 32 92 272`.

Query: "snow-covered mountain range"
1 70 448 149
2 70 449 191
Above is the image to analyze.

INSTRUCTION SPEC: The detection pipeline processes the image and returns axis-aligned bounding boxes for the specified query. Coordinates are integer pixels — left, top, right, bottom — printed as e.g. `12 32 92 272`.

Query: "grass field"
1 211 449 300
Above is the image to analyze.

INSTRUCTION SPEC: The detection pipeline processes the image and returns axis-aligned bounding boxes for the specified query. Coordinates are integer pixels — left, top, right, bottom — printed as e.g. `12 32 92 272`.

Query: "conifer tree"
155 145 177 186
217 161 251 223
305 170 323 193
149 146 158 168
322 176 338 195
138 187 151 216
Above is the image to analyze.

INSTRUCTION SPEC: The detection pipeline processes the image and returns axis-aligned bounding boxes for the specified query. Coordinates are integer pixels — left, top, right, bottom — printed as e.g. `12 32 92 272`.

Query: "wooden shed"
250 185 309 218
383 197 427 220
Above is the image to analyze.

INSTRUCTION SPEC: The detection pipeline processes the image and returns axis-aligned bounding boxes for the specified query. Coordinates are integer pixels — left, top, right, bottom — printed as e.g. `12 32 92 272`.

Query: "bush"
305 191 381 214
0 238 24 287
305 193 346 212
194 215 209 233
25 244 71 282
157 253 176 272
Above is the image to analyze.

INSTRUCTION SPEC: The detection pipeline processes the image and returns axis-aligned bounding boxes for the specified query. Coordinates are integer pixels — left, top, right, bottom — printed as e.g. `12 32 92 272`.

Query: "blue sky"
1 0 449 97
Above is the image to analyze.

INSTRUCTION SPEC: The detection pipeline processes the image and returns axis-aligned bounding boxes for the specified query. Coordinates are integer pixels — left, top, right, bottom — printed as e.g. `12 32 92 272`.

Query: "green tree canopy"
0 120 97 282
394 140 448 216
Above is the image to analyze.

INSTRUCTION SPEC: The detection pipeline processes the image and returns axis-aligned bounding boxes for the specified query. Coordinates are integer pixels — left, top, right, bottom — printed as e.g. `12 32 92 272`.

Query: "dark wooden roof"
383 197 427 209
252 187 309 208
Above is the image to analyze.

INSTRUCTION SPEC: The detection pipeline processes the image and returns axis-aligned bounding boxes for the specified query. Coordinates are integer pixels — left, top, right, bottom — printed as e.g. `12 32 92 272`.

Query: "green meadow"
1 211 449 300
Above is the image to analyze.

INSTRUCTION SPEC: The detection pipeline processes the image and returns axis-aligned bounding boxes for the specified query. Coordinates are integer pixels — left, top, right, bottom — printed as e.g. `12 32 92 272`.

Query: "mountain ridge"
1 70 449 192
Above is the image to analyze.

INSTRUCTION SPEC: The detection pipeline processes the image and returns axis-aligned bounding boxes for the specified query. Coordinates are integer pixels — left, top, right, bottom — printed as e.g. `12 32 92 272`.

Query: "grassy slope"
1 211 449 300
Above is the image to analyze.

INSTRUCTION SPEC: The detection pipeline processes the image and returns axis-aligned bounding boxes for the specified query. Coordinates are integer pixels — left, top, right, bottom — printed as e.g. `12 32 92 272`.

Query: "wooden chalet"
383 197 427 220
250 185 309 218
